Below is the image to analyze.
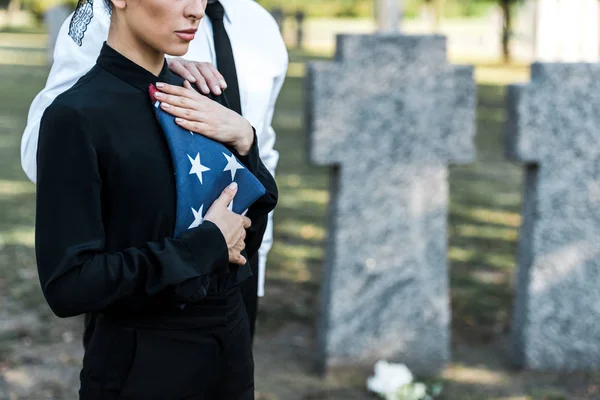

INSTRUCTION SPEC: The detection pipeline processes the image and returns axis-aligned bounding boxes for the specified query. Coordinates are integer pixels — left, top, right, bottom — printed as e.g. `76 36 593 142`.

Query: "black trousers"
240 253 260 339
79 286 254 400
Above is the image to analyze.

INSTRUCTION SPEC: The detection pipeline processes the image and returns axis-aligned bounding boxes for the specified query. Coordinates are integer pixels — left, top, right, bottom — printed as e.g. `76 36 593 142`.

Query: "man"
21 0 288 338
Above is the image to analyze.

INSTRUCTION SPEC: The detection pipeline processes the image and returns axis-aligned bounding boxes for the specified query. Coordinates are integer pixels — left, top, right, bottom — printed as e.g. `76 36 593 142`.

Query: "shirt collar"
217 0 234 24
96 42 171 93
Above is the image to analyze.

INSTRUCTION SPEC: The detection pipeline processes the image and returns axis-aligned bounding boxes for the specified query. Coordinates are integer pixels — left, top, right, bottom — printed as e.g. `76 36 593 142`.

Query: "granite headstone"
507 63 600 370
306 35 476 376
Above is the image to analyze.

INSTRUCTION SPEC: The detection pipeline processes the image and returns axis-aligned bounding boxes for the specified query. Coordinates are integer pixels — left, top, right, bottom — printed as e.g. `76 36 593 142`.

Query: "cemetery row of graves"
305 34 600 379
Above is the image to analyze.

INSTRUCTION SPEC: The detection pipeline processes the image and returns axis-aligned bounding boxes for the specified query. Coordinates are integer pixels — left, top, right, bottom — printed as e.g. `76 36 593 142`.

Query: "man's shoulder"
228 0 281 35
235 0 277 21
163 69 226 106
228 0 288 64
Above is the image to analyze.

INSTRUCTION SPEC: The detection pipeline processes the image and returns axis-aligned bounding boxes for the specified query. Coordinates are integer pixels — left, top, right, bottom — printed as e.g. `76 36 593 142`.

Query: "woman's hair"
103 0 113 14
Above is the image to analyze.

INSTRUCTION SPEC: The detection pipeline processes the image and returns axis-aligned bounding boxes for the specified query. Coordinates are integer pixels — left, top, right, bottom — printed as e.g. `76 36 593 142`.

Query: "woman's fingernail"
229 182 238 190
154 92 163 98
175 118 183 123
219 80 227 88
156 82 165 88
188 77 196 83
161 103 170 109
213 86 222 95
201 84 210 93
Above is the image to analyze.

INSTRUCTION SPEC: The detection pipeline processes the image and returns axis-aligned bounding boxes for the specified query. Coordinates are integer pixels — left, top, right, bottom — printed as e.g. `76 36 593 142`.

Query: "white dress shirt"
21 0 288 297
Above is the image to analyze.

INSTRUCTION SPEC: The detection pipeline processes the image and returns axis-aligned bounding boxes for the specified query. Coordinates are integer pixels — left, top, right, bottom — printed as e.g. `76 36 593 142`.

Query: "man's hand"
154 81 254 155
204 183 252 266
167 58 227 96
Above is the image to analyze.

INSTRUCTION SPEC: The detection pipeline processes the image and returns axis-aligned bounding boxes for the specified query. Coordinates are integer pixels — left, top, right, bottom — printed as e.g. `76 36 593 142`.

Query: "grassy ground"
1 34 600 399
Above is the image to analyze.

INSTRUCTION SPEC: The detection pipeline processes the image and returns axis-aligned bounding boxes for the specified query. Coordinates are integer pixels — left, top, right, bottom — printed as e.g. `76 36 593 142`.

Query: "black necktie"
205 1 242 115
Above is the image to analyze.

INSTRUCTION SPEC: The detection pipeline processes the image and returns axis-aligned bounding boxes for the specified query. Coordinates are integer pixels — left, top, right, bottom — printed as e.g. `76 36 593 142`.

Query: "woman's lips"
176 29 197 41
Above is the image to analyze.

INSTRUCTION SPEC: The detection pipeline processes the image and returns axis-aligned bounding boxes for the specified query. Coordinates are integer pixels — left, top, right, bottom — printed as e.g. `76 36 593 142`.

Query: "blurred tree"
498 0 518 62
3 0 21 28
7 0 20 12
21 0 75 21
474 0 522 62
337 0 359 17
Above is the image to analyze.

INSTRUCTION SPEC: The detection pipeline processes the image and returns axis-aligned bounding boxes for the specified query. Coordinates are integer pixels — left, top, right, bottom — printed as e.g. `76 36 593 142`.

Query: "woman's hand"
155 81 254 156
204 183 252 266
167 58 227 96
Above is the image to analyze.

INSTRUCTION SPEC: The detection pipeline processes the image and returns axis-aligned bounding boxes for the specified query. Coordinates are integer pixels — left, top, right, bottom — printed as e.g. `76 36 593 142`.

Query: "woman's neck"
106 25 165 76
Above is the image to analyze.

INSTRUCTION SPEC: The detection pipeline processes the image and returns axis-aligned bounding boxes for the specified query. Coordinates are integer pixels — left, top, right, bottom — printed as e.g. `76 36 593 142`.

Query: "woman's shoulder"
52 65 104 110
44 64 116 124
41 66 107 137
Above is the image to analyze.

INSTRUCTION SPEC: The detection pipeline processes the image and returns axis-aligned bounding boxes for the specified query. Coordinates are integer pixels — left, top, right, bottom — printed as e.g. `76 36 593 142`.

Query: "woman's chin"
164 43 190 57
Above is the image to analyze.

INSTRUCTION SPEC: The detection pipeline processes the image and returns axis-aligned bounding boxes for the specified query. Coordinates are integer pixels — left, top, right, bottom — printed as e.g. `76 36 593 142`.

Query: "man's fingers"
198 63 222 95
186 67 210 94
168 61 197 84
195 62 226 89
181 79 206 95
210 66 227 89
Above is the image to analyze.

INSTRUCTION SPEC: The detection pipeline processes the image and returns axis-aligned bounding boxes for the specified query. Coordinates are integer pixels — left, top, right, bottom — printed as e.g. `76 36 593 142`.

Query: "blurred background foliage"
0 0 515 24
0 0 522 62
256 0 498 19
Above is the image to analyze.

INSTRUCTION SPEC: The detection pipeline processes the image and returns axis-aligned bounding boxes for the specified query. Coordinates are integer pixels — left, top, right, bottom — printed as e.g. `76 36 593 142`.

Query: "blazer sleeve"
36 102 230 318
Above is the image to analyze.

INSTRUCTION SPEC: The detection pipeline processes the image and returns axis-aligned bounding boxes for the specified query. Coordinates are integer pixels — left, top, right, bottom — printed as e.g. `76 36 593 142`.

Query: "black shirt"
35 43 277 321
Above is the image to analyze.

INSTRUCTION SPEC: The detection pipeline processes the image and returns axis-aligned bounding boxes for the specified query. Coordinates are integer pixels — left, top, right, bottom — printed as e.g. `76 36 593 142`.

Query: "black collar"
96 42 171 93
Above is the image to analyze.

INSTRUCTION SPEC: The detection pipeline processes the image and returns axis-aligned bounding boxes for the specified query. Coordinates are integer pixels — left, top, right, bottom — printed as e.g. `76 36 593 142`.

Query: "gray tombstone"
507 63 600 370
44 4 71 63
306 35 476 376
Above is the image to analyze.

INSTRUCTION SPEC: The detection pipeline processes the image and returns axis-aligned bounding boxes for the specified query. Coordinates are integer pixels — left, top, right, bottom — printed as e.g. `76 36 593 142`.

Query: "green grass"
448 83 523 340
0 49 49 314
1 34 599 399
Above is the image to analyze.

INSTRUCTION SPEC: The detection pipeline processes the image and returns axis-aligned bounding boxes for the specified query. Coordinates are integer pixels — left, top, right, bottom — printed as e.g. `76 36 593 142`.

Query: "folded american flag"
149 84 266 237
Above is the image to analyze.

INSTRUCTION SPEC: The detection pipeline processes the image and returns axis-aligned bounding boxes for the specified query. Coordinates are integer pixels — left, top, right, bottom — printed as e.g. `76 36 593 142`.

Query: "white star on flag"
188 153 210 184
223 152 244 180
188 205 204 229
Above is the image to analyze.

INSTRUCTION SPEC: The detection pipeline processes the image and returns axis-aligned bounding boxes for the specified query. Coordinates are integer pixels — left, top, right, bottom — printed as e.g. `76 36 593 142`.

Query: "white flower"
411 383 427 398
397 382 429 400
367 360 414 399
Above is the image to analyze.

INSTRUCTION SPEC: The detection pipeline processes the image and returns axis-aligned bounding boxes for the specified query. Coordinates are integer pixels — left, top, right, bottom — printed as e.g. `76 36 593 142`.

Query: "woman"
35 0 277 397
